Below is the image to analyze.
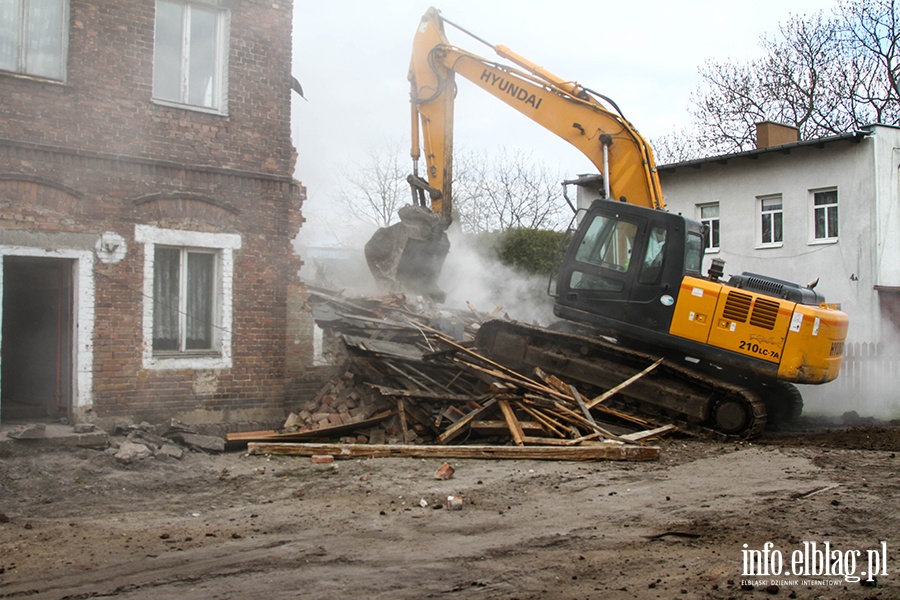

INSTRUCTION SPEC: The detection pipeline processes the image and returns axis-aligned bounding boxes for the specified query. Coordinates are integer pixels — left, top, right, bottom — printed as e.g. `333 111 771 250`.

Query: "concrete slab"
0 422 109 456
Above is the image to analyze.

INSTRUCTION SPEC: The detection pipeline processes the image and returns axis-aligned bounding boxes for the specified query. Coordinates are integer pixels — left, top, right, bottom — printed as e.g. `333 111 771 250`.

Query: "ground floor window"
135 225 241 369
153 246 217 352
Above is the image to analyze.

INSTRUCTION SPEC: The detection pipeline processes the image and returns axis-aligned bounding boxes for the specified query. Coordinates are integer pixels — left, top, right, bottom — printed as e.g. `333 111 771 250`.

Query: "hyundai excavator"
364 7 849 437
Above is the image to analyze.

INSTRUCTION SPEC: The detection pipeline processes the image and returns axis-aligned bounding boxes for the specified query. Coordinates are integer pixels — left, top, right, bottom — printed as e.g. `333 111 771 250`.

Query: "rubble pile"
231 288 675 460
111 420 226 463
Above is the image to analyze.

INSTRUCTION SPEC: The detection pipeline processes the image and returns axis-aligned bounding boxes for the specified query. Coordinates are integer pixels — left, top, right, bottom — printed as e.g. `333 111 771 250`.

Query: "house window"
153 247 217 352
699 203 720 251
759 195 783 246
0 0 69 80
153 0 229 112
135 225 241 370
813 189 838 240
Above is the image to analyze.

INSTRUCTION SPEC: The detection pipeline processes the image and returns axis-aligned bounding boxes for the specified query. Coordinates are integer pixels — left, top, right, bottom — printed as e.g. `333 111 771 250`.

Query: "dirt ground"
1 419 898 600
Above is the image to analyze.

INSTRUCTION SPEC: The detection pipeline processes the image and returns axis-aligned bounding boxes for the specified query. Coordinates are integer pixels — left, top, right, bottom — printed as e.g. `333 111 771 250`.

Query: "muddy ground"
1 420 898 600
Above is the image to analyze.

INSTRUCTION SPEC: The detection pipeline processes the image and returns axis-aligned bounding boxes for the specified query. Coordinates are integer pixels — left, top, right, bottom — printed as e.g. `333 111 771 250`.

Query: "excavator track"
474 320 768 439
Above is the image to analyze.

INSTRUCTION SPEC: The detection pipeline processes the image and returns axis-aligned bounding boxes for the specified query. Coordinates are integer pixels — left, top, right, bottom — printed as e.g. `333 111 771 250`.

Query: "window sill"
151 97 227 117
808 238 839 246
144 353 231 371
0 69 66 85
705 248 720 254
755 242 784 249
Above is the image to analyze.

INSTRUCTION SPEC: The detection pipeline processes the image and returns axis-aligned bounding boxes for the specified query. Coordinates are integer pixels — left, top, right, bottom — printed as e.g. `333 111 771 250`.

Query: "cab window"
574 215 637 272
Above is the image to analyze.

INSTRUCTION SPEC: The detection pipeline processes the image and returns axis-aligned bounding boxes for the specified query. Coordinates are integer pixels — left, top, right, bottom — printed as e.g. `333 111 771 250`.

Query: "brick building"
0 0 313 427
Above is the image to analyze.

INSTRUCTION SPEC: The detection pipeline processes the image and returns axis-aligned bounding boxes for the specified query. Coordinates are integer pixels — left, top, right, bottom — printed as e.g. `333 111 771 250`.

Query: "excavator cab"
555 199 704 339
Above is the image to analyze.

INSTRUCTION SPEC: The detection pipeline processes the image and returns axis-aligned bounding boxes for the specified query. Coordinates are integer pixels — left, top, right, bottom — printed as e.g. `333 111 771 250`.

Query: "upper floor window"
812 189 838 241
759 195 783 246
699 203 720 251
153 0 229 112
0 0 68 81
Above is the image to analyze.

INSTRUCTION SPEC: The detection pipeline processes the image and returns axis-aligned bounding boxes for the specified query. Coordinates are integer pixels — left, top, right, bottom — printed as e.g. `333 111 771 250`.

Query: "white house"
568 123 900 414
657 122 900 348
651 123 900 415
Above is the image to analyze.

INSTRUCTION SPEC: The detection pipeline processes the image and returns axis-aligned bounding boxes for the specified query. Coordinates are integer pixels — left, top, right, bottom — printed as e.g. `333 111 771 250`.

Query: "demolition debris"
233 288 680 461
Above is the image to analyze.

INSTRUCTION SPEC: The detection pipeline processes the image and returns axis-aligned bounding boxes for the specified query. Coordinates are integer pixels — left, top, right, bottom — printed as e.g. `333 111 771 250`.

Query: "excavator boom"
410 7 665 211
365 7 665 300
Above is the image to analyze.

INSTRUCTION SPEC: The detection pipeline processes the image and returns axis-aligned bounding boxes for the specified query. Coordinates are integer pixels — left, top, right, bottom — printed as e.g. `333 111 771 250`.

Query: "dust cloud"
438 230 556 326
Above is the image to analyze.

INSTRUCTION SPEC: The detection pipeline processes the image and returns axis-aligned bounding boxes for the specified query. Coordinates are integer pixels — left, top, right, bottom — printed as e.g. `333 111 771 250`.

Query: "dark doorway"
2 256 74 422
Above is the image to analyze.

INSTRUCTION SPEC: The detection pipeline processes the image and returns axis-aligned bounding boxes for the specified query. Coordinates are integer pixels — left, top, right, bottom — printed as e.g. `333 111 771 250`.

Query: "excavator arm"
366 7 664 300
409 6 665 214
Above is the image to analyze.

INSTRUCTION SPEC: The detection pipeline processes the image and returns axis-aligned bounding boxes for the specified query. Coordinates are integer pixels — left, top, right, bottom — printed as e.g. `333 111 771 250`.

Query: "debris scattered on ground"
231 287 677 460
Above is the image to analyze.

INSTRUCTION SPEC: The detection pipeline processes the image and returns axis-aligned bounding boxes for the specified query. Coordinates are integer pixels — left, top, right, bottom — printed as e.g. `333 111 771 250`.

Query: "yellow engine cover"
669 276 848 384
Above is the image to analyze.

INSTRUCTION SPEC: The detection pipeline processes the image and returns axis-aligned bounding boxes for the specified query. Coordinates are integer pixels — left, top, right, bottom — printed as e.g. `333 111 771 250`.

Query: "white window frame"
152 0 229 114
810 188 839 243
0 0 69 81
757 194 784 248
135 225 240 370
698 203 720 253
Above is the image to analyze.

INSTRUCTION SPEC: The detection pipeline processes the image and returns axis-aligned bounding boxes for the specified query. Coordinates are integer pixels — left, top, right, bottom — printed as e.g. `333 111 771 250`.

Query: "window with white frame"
812 189 838 241
759 195 783 246
0 0 69 80
153 246 217 352
153 0 229 112
699 203 720 251
135 225 240 369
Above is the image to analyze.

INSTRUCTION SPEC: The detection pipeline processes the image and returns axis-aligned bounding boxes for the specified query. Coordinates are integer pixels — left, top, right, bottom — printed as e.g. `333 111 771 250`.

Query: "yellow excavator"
365 7 849 437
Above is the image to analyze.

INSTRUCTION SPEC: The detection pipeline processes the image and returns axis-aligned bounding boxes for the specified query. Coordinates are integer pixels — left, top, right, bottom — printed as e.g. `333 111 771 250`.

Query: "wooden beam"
619 424 677 442
397 399 410 444
436 397 498 444
247 441 660 461
570 385 597 426
498 398 526 446
586 358 664 408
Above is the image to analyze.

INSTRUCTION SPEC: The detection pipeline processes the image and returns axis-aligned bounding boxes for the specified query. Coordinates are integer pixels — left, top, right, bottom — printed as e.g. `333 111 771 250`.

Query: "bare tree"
838 0 900 124
453 147 569 234
333 141 569 237
655 0 900 163
336 140 409 228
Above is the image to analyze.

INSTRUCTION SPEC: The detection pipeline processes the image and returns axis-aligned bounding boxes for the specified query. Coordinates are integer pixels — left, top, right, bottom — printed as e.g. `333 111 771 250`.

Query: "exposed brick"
0 0 314 426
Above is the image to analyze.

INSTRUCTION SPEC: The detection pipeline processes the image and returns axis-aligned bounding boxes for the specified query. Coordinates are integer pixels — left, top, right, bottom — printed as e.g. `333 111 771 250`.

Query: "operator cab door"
559 206 647 326
556 201 686 336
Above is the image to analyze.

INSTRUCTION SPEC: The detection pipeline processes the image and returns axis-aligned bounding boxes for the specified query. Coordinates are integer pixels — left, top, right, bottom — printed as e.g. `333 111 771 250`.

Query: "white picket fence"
825 342 900 416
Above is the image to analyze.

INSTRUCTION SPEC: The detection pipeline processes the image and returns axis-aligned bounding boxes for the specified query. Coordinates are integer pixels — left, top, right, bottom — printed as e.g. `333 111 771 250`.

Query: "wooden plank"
370 385 477 403
619 424 677 442
498 398 526 446
470 420 544 435
247 441 660 461
517 403 567 438
397 399 410 444
586 357 665 408
570 385 598 426
226 429 280 441
551 401 625 441
436 397 498 444
225 410 393 443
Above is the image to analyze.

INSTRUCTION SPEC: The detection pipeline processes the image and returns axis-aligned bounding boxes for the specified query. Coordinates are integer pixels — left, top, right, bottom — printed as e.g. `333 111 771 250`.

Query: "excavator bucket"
364 204 450 302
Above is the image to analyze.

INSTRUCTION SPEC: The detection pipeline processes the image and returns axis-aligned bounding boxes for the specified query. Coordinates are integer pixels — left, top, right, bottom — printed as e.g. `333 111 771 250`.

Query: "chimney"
755 121 800 149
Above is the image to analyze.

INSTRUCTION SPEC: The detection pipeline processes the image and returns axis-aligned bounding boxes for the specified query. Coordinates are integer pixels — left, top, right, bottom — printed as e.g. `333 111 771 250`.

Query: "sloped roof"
656 129 874 173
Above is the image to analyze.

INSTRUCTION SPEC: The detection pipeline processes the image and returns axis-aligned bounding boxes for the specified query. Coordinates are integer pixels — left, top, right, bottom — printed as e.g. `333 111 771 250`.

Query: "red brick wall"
0 0 313 425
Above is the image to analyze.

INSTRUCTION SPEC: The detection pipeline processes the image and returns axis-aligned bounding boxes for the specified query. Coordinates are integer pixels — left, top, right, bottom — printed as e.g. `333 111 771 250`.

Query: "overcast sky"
291 0 834 246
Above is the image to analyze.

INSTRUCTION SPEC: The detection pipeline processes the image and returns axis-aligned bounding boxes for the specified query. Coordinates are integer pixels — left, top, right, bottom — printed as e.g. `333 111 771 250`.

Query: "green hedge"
470 228 567 276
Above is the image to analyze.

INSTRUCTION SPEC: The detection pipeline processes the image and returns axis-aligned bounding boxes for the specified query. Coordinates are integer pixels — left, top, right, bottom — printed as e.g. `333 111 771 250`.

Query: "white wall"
659 127 900 344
